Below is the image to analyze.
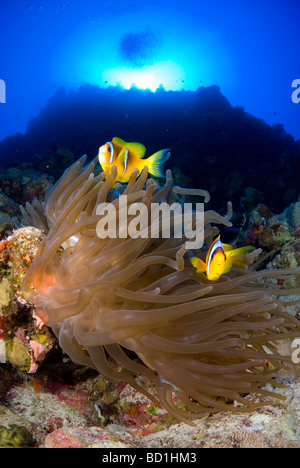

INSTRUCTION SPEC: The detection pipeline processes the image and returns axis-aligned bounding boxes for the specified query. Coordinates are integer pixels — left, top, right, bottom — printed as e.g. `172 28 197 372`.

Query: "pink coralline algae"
42 425 130 448
43 429 87 448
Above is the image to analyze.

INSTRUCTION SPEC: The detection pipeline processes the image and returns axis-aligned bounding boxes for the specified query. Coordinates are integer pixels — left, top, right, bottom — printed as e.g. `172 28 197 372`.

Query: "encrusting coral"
21 155 300 424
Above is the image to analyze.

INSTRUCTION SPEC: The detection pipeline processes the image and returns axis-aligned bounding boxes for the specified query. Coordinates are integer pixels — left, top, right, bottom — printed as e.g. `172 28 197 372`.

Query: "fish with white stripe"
98 136 171 183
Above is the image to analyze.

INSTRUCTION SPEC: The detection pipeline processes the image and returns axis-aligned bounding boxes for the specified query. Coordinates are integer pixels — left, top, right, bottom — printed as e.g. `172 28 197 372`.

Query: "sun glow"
101 61 186 92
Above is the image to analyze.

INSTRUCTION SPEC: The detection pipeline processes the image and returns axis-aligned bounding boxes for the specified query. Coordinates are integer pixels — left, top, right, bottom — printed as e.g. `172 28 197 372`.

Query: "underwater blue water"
0 0 299 144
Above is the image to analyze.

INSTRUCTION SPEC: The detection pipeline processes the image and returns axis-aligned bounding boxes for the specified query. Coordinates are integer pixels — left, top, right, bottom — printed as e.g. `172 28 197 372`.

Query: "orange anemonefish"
190 235 254 281
98 137 171 183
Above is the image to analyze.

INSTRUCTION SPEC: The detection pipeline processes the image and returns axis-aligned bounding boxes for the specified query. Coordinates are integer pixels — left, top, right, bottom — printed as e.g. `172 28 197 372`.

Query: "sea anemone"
21 156 300 424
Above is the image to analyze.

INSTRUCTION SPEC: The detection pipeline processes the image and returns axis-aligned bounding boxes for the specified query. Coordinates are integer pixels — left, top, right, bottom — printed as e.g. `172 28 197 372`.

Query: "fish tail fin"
190 257 206 273
146 149 171 178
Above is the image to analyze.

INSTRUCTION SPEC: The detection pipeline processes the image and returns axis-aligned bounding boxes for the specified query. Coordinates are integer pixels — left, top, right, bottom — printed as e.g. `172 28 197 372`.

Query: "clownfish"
190 235 254 281
98 137 171 183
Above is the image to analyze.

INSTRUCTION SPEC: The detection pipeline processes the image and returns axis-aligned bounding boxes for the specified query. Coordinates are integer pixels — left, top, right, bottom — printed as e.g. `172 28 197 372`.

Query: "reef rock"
239 201 300 252
0 166 53 207
0 227 56 372
0 212 15 241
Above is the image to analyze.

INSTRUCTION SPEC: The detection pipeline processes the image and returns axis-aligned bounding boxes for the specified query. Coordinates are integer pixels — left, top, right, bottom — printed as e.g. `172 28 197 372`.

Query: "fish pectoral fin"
146 148 171 178
126 141 146 158
190 257 206 273
223 258 233 274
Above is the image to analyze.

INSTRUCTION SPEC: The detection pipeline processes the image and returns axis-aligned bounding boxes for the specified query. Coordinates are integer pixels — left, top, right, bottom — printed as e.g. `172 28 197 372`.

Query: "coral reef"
20 156 300 426
0 165 53 239
0 190 20 240
211 430 300 448
1 85 299 214
238 201 300 294
240 201 300 252
0 99 299 445
1 352 300 448
0 227 56 372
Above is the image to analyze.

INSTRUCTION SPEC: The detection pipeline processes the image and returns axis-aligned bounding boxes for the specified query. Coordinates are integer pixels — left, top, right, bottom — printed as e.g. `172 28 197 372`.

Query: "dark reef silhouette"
0 84 299 217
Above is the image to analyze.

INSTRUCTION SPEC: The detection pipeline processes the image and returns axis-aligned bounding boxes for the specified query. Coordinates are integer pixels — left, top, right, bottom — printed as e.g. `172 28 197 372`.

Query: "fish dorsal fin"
222 243 233 252
226 245 255 258
112 137 127 152
112 137 146 159
126 141 146 158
